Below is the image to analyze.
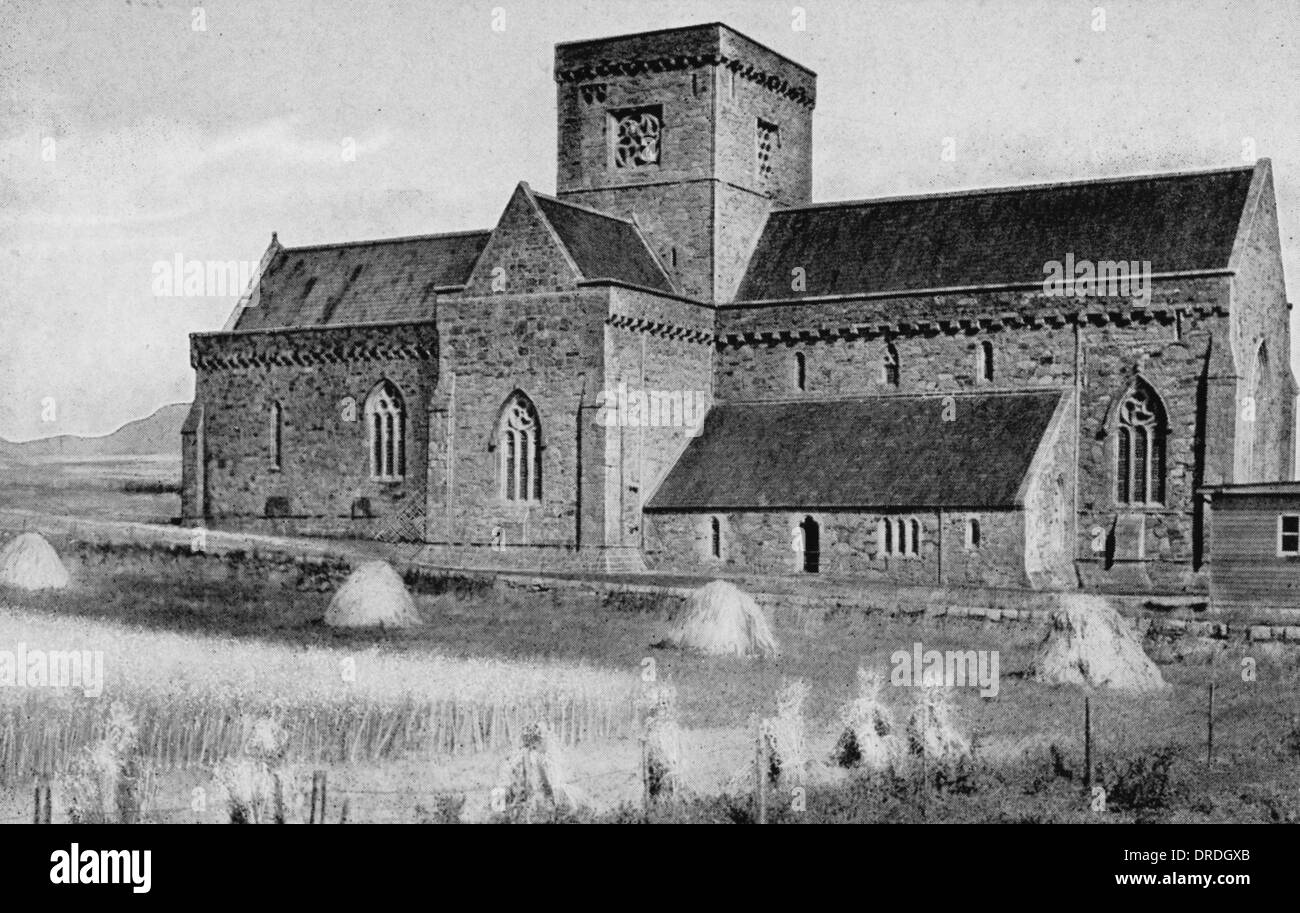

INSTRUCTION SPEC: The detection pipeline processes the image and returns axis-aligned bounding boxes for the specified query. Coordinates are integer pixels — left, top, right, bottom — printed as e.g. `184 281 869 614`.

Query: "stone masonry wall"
462 184 580 297
603 286 715 551
1229 165 1294 485
713 277 1238 592
427 289 608 552
644 509 1028 587
187 322 438 531
555 26 814 302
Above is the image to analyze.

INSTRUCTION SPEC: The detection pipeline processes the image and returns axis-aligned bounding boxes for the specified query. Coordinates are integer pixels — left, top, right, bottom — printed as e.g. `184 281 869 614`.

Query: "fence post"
1084 696 1093 791
1206 682 1215 766
43 780 51 825
32 784 40 825
339 799 349 824
917 698 927 820
273 773 285 824
319 771 327 824
755 721 767 825
639 737 649 815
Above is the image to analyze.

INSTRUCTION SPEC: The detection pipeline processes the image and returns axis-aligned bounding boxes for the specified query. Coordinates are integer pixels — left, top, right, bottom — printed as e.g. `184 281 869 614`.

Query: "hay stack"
212 717 296 824
906 687 971 763
665 580 778 658
324 561 421 629
832 668 903 771
1028 593 1166 691
638 684 684 799
497 722 585 819
0 533 70 591
763 679 810 787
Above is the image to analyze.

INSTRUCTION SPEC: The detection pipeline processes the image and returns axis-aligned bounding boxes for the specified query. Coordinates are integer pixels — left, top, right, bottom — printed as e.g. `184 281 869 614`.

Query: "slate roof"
232 230 490 331
533 193 674 293
734 167 1255 301
645 391 1063 511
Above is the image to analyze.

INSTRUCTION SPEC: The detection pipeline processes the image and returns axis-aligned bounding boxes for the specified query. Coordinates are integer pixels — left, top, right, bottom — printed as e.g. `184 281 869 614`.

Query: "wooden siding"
1209 505 1300 610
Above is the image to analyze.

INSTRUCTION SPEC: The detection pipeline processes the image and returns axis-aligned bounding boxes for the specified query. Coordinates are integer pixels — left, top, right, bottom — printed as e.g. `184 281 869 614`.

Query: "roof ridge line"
281 228 492 253
531 190 637 225
773 164 1256 214
723 389 1063 407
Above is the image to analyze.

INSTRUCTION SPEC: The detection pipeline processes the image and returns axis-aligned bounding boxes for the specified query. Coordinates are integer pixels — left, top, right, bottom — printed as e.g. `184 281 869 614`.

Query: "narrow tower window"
978 340 994 383
269 401 283 470
883 343 900 387
756 119 780 182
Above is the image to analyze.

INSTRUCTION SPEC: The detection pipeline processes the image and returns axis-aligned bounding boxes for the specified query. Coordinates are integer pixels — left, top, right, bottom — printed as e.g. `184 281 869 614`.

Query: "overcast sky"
1 0 1296 440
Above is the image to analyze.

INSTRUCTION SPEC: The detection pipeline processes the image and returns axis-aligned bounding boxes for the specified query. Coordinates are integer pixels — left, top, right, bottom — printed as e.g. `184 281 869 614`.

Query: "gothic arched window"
366 381 405 481
499 392 542 502
1115 381 1166 505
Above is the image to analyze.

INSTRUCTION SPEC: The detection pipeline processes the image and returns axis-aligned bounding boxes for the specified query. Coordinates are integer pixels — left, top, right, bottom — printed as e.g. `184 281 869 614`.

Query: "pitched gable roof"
646 391 1063 511
735 165 1257 302
232 230 489 331
533 192 675 293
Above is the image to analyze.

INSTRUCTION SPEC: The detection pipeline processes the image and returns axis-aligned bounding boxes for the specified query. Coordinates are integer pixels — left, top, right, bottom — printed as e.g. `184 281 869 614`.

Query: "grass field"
1 547 1299 822
0 455 180 524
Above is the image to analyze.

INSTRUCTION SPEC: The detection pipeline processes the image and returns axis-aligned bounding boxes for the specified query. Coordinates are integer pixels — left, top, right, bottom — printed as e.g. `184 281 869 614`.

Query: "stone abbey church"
182 23 1294 594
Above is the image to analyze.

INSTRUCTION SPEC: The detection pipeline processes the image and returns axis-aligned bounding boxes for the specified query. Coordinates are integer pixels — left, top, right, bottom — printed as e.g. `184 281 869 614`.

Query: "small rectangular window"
1280 515 1300 555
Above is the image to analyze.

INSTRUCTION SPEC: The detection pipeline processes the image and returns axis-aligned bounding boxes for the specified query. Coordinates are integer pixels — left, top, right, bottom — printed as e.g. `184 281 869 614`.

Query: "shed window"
710 516 722 559
1280 515 1300 555
965 517 981 549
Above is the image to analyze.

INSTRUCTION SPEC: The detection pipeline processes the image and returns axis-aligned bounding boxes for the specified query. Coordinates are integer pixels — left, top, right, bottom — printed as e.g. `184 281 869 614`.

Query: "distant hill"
0 403 189 460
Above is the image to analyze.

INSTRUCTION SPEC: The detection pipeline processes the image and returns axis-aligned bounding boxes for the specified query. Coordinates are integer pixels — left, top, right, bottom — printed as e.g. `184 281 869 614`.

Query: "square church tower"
554 23 816 302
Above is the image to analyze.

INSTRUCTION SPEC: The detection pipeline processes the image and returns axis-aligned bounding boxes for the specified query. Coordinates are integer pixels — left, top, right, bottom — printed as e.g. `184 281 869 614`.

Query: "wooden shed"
1202 483 1300 612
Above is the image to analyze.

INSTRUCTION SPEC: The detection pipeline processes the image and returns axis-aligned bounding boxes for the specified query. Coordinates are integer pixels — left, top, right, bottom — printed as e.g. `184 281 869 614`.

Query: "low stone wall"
2 509 1298 646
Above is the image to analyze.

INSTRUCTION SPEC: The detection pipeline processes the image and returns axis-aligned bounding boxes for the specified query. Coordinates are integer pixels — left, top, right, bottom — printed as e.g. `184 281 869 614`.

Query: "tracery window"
499 392 542 502
612 107 662 169
1115 381 1166 505
366 382 405 481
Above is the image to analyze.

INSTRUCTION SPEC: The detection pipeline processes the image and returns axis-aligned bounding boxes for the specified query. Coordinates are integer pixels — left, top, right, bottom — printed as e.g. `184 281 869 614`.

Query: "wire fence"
13 726 774 824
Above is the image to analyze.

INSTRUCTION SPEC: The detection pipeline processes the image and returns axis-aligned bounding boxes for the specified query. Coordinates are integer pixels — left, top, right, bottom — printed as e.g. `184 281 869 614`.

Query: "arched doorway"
800 515 820 573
